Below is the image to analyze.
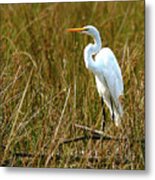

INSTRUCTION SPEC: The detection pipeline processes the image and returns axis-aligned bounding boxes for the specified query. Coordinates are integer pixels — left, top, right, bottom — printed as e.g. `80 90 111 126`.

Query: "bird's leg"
110 96 115 121
101 97 106 131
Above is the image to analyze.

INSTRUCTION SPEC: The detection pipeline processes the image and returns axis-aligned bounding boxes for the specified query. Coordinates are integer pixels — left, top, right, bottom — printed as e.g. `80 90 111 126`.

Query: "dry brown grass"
0 1 144 169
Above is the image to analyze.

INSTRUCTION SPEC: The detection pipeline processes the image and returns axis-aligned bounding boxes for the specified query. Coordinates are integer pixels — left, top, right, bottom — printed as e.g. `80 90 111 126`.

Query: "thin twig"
59 135 89 144
75 124 145 142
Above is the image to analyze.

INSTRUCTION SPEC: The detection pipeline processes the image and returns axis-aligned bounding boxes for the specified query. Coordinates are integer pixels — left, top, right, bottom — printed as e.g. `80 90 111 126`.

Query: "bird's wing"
95 47 124 102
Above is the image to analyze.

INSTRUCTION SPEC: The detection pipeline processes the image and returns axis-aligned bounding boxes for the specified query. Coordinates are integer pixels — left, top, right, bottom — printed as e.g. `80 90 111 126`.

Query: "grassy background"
0 1 144 169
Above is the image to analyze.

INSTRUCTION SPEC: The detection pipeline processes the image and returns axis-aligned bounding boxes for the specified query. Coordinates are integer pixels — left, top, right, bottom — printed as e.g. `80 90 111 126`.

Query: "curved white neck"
84 32 102 74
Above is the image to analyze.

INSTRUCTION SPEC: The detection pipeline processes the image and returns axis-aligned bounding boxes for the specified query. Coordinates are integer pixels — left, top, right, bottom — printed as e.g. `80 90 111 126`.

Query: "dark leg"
101 97 106 131
110 96 115 121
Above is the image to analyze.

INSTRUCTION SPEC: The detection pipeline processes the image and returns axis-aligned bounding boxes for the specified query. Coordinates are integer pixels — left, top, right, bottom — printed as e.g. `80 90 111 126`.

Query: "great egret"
67 25 124 131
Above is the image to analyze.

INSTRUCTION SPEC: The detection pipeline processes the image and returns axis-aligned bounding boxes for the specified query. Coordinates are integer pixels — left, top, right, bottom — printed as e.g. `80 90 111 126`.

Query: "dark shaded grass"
0 1 144 169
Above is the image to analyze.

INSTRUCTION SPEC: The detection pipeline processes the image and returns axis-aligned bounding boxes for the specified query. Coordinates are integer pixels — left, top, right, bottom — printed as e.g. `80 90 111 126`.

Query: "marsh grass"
0 1 144 169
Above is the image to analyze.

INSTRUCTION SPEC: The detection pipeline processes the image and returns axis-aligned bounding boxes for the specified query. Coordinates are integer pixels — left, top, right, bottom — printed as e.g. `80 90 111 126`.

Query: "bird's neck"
84 32 102 74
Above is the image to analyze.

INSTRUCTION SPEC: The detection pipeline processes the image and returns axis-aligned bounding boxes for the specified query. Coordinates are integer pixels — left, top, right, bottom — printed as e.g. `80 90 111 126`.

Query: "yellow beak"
66 27 85 32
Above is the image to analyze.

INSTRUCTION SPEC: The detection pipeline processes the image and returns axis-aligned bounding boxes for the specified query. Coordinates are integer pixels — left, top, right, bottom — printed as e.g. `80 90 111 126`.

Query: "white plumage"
67 25 124 127
94 47 123 126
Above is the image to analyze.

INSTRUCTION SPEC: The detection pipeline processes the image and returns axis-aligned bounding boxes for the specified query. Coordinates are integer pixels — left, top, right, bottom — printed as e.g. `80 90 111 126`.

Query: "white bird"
67 25 124 130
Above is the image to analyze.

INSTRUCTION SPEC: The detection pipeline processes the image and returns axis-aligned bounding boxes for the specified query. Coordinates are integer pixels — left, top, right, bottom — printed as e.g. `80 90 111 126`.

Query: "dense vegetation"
0 1 144 169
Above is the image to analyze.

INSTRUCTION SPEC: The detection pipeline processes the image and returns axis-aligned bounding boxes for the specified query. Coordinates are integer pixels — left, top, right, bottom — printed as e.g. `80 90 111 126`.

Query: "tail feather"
114 103 123 126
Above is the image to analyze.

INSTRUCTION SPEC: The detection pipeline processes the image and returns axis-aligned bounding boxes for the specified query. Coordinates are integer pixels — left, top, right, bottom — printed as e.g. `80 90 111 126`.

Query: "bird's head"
67 25 99 38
